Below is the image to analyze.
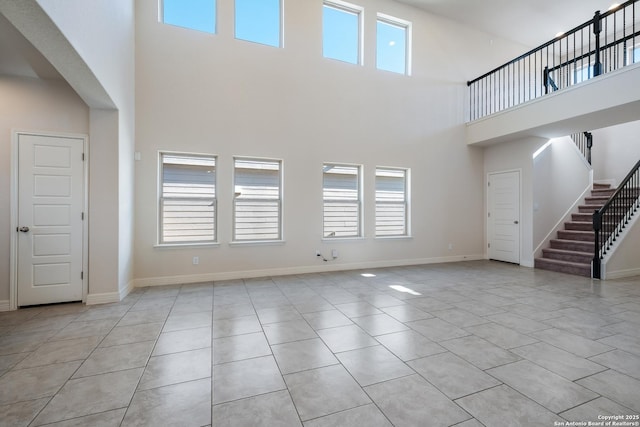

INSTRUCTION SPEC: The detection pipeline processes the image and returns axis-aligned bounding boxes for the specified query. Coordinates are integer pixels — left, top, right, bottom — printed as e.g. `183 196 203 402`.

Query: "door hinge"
488 212 491 217
81 271 84 280
82 153 85 161
488 243 491 248
488 182 490 187
81 212 84 220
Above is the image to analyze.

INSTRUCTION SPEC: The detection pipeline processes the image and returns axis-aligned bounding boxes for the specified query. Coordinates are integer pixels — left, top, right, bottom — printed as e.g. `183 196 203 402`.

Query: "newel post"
592 210 602 279
593 11 603 77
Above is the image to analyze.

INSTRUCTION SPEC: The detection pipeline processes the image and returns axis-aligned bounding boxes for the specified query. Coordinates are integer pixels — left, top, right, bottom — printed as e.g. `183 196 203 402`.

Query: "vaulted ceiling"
0 0 623 81
395 0 619 47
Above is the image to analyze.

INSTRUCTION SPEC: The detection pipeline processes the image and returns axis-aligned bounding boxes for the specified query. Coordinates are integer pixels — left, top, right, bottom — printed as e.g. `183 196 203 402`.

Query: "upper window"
376 14 410 75
323 1 362 65
323 164 361 238
376 167 409 237
572 62 593 85
235 0 281 47
159 153 216 244
162 0 216 33
627 45 640 66
234 158 282 241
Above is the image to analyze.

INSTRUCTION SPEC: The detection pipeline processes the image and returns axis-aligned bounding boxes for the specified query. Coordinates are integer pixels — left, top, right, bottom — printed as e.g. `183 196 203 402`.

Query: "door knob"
18 226 30 232
513 221 519 224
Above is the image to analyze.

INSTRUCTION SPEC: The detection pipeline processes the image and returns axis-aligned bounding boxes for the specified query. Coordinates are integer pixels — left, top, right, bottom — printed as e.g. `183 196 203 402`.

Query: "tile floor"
1 260 640 426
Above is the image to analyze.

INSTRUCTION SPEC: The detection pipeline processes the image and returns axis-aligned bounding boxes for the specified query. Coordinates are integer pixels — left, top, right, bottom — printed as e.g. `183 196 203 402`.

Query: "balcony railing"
468 0 640 121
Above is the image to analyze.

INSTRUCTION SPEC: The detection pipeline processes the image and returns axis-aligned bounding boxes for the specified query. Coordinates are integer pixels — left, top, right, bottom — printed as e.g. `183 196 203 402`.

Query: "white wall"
591 120 640 279
533 136 592 252
604 212 640 279
592 120 640 185
134 0 527 284
0 76 89 302
484 136 549 267
35 0 136 298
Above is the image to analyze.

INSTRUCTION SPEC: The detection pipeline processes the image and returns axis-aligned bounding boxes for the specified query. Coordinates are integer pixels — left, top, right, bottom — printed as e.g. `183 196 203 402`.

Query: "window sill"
375 235 412 240
154 242 220 249
321 237 365 242
229 240 286 247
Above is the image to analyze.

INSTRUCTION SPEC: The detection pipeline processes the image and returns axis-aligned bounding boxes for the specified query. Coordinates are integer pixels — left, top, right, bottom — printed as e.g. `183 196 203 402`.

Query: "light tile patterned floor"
1 260 640 426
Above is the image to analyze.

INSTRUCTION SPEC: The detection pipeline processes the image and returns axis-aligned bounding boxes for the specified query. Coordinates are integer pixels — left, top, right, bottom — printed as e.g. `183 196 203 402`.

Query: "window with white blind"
159 153 216 244
376 167 408 237
233 158 282 241
323 164 361 238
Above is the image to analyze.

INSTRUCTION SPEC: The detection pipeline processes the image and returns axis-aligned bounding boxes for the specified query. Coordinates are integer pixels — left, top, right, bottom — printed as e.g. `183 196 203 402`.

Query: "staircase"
534 183 614 277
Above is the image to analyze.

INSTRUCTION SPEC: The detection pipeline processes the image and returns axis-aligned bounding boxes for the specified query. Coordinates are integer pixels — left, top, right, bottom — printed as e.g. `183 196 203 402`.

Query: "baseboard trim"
119 280 134 300
603 267 640 280
86 292 121 305
0 300 10 312
133 255 485 288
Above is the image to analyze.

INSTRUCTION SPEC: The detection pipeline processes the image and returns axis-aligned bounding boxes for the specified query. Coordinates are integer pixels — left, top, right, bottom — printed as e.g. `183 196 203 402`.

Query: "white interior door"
17 134 85 306
488 170 520 264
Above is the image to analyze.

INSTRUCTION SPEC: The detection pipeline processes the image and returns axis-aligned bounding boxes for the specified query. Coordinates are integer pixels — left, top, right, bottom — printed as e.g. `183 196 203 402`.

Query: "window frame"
626 43 640 66
322 163 363 239
232 156 284 243
375 166 410 238
234 0 283 48
158 151 218 246
376 13 412 76
322 0 364 65
571 61 594 85
160 0 217 34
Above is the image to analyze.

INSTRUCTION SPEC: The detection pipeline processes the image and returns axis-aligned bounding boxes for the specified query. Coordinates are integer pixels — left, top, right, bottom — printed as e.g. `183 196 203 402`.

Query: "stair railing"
543 66 559 94
592 159 640 278
571 131 593 165
468 0 640 121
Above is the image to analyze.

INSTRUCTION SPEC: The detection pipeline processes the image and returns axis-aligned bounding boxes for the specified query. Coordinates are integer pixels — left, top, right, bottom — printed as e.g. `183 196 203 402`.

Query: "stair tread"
542 248 592 256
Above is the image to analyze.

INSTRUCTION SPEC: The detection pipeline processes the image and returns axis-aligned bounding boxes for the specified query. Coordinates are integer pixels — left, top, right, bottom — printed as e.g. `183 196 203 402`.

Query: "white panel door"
488 171 520 264
17 134 85 306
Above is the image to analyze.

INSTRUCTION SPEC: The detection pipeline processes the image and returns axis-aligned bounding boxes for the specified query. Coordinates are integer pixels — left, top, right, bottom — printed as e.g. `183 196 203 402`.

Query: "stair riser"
572 214 593 222
557 231 594 242
578 206 632 214
550 240 592 252
565 222 592 231
585 198 609 204
591 190 616 196
535 259 591 277
541 250 592 263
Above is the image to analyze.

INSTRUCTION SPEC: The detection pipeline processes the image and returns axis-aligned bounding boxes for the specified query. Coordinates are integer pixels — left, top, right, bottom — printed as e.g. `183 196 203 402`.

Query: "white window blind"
323 164 361 238
376 167 408 236
160 154 216 243
234 158 282 241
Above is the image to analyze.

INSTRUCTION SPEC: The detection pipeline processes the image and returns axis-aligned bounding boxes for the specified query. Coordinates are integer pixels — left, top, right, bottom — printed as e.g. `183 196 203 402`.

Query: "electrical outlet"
316 250 322 257
331 249 338 258
448 243 453 250
193 256 199 265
